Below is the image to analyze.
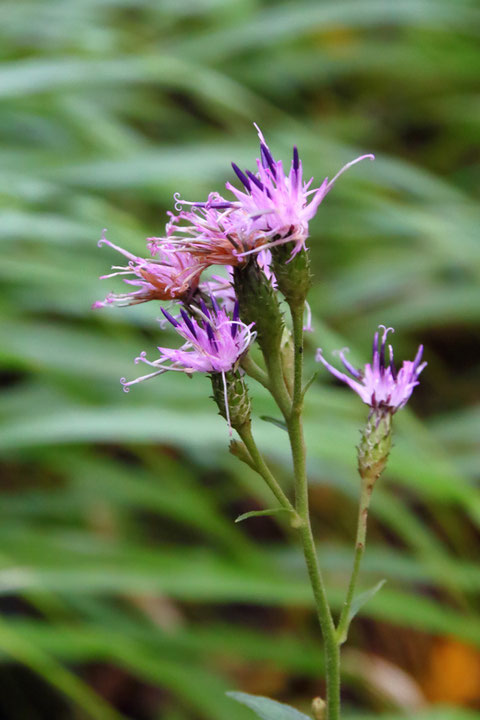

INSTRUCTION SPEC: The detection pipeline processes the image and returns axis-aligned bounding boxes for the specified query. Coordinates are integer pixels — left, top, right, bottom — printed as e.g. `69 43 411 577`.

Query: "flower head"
121 299 255 392
121 299 255 433
316 326 426 414
227 124 375 260
165 127 374 265
93 231 203 308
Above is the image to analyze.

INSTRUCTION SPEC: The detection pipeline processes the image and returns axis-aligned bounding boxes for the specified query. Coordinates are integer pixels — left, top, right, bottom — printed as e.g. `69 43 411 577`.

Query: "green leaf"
235 508 290 523
348 579 387 626
301 372 318 399
227 692 312 720
260 416 288 432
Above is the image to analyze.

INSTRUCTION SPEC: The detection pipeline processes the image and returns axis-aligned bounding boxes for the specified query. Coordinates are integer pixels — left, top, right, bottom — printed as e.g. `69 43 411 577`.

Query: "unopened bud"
229 439 256 470
271 244 312 308
233 259 285 357
311 697 326 720
357 412 392 483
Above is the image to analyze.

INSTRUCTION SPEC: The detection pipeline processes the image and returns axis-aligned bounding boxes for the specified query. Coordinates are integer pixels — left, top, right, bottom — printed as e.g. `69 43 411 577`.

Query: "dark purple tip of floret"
246 170 264 191
260 143 277 177
413 344 424 372
233 299 240 322
206 322 218 350
340 355 362 380
232 163 251 191
180 308 197 338
192 201 233 209
211 294 220 314
231 301 240 338
161 308 180 327
293 146 299 172
210 202 235 209
199 299 211 319
389 345 398 380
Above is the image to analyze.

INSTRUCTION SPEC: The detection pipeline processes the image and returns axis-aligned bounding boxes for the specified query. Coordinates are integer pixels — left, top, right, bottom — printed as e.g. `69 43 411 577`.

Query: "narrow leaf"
302 372 318 399
260 416 288 432
227 691 312 720
235 508 290 524
348 579 387 625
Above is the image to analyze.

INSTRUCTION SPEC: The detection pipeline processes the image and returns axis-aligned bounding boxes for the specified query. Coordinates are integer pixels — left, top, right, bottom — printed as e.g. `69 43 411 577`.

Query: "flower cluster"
95 125 373 317
94 125 404 431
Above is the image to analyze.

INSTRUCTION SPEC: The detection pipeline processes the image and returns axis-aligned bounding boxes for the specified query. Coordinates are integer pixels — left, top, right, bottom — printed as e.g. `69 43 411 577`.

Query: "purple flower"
316 326 426 414
121 300 255 392
93 231 204 308
228 125 375 260
165 126 374 264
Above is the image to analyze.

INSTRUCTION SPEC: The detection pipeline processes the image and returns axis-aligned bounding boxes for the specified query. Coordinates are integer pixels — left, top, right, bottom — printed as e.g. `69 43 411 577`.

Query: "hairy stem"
265 350 292 418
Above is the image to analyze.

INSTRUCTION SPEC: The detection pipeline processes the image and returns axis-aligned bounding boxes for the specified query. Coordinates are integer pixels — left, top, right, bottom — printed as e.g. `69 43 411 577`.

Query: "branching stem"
237 423 299 522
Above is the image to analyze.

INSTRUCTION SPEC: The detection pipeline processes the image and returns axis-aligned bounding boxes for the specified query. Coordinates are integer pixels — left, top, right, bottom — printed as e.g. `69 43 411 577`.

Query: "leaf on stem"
260 416 288 432
301 371 318 399
347 579 387 626
234 508 291 523
227 691 312 720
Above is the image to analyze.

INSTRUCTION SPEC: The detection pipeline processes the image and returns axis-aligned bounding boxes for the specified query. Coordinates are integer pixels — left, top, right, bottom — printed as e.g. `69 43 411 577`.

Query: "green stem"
336 475 374 644
265 350 292 418
241 353 270 390
287 304 341 720
237 423 299 521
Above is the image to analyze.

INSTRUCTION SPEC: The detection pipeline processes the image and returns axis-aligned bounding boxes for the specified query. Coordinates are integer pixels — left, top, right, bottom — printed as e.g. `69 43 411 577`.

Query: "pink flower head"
228 124 375 260
316 326 426 414
93 231 204 308
121 299 255 432
121 299 255 390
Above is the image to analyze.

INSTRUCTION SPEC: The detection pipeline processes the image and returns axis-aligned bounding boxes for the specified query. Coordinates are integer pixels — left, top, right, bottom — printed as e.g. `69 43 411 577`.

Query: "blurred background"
0 0 479 718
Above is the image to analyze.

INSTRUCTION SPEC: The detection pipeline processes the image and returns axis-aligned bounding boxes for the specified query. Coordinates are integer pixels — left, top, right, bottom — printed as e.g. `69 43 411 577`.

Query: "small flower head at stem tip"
316 325 426 416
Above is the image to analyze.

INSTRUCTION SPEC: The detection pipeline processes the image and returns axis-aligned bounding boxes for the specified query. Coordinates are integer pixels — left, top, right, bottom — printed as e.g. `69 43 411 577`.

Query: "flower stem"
237 422 299 521
241 353 270 390
287 304 341 720
336 475 374 644
264 350 292 418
